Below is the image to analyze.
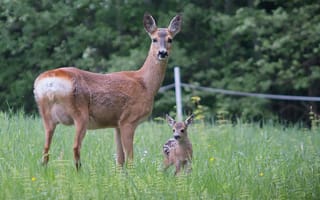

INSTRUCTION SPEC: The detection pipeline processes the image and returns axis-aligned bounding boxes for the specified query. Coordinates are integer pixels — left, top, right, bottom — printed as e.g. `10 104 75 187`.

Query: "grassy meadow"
0 111 319 199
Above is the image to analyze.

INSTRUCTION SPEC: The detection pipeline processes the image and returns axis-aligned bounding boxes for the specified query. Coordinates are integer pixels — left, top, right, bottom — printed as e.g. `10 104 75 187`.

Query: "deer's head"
166 114 194 141
143 13 182 61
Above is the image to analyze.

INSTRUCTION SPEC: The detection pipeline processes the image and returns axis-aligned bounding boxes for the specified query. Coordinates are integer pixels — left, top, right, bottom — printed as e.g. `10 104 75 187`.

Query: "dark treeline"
0 0 319 123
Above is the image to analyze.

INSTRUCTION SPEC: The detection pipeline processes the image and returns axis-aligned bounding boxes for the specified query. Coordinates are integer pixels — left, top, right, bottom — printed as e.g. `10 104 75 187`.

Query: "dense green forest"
0 0 319 122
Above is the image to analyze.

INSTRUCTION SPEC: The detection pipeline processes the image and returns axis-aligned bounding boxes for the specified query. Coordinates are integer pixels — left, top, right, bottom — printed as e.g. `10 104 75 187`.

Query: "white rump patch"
34 77 73 100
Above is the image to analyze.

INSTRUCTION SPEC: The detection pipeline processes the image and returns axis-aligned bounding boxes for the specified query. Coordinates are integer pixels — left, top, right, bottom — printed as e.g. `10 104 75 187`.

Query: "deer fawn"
163 114 194 175
33 13 182 169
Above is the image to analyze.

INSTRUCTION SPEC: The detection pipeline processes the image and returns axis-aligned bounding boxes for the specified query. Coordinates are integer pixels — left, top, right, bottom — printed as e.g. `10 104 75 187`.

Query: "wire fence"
159 67 320 120
159 83 320 102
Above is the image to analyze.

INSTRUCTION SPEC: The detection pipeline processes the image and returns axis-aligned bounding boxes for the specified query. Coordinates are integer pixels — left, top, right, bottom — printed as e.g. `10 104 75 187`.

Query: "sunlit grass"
0 112 319 199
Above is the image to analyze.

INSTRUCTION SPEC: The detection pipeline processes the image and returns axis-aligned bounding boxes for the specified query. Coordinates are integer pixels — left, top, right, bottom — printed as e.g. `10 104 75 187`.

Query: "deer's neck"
138 49 168 96
178 138 191 146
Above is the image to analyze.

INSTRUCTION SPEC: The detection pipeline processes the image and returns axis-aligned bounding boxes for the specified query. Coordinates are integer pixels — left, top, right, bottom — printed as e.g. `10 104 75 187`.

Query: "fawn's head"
143 13 182 61
166 114 194 141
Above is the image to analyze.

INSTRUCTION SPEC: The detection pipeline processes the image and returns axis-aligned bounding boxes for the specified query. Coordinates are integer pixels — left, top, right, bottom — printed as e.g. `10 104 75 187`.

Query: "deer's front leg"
119 124 136 166
185 160 192 174
115 128 125 166
174 160 182 176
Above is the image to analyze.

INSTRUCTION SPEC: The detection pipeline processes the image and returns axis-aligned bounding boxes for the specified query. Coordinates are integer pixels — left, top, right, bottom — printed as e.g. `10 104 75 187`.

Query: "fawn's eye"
172 129 175 133
152 38 158 43
180 129 184 133
168 38 173 43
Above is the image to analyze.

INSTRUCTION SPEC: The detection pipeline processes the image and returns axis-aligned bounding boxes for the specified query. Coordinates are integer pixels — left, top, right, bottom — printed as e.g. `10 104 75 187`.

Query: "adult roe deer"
163 114 194 175
33 13 182 169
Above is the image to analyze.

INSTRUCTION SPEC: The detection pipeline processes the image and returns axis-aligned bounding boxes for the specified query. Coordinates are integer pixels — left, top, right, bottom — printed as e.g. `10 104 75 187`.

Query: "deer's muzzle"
174 135 181 140
158 50 168 60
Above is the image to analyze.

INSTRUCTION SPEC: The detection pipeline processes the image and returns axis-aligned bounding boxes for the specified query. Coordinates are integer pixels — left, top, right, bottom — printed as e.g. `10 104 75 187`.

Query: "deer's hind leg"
38 103 57 166
73 121 87 170
163 156 171 172
72 107 89 170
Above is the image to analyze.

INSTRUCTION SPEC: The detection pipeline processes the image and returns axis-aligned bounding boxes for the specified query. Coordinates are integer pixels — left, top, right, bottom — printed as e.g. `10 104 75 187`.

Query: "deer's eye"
180 129 184 133
152 38 158 43
168 38 173 43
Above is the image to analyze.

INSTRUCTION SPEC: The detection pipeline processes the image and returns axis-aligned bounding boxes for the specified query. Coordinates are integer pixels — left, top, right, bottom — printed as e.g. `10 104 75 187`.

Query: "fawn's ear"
166 114 176 127
185 114 194 126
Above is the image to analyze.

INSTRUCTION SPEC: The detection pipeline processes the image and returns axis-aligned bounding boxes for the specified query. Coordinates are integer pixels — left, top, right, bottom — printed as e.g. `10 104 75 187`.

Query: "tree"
0 0 319 123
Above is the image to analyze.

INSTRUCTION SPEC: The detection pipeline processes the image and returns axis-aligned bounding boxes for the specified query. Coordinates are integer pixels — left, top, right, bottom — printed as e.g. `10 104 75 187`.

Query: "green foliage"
1 112 320 199
0 0 319 122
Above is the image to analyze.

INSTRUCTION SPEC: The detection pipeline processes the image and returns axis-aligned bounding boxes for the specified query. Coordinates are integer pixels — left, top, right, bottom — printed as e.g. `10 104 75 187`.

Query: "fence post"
174 67 183 121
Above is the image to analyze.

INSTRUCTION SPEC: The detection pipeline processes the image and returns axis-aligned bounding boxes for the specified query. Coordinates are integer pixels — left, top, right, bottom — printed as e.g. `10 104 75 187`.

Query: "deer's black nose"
174 135 181 140
158 50 168 58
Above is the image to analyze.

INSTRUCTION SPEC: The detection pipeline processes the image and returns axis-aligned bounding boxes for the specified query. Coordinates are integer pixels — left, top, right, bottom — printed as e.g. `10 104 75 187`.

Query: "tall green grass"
0 112 319 199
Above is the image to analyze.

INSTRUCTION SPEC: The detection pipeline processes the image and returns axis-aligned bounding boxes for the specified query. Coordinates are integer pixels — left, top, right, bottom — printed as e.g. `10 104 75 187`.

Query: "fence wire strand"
159 83 320 102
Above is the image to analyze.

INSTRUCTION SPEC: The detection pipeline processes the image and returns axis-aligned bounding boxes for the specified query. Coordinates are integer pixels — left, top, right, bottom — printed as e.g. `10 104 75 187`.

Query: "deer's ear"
166 114 176 127
185 114 194 126
168 14 182 37
143 13 157 35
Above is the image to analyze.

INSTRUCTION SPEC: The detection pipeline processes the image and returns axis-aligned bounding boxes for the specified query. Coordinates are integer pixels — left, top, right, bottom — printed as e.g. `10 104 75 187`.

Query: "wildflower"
191 96 201 104
259 172 264 177
31 177 36 182
209 157 215 162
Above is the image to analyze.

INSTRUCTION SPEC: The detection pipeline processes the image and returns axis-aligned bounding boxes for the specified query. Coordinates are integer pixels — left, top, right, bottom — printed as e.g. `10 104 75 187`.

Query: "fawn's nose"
158 50 168 59
174 135 181 140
